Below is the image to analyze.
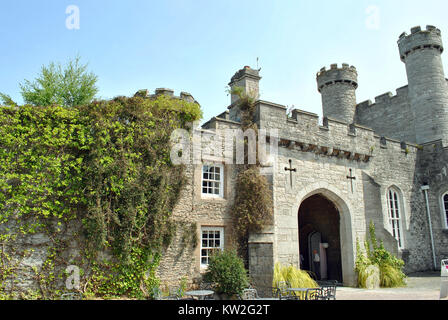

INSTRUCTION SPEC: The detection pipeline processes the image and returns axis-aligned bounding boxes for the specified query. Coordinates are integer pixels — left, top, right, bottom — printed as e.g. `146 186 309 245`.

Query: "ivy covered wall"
0 94 202 299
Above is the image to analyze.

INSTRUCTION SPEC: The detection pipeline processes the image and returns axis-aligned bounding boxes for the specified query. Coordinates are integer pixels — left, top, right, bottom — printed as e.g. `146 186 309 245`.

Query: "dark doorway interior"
298 194 342 283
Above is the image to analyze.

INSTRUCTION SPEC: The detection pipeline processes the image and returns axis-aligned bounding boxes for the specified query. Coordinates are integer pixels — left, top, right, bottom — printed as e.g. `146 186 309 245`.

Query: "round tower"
316 63 358 124
398 25 448 144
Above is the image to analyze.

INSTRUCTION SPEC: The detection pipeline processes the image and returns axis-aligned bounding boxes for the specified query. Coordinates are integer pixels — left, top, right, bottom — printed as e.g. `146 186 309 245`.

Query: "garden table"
185 290 214 300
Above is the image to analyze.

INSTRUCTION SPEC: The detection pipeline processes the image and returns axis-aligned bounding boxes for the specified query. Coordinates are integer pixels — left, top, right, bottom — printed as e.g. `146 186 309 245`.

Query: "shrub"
355 222 406 288
355 240 371 288
273 263 318 288
204 250 249 295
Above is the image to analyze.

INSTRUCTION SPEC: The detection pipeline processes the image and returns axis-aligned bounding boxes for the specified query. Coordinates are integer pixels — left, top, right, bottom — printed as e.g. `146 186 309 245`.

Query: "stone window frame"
386 186 405 249
201 163 224 198
200 226 224 269
440 191 448 230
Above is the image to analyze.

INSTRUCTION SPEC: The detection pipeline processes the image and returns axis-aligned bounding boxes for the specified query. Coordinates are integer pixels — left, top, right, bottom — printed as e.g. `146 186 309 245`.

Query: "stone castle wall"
157 119 242 289
4 24 448 296
167 87 448 287
355 86 416 144
250 99 430 282
416 142 448 265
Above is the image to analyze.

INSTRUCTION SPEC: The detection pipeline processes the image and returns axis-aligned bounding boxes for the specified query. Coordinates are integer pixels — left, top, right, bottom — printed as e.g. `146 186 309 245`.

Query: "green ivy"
0 94 202 299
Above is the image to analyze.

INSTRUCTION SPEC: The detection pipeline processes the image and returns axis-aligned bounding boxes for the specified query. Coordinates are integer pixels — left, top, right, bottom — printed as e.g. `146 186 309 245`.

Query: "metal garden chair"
275 281 295 300
305 288 325 300
317 280 337 300
152 287 179 300
239 288 259 300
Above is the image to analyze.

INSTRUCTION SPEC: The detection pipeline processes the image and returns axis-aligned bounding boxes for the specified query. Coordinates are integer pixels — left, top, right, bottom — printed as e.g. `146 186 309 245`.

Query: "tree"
0 56 98 107
0 93 17 107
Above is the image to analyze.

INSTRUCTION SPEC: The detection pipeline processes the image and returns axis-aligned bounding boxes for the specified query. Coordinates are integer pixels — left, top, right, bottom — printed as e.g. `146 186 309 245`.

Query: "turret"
316 63 358 124
228 66 261 104
398 25 448 144
228 66 261 121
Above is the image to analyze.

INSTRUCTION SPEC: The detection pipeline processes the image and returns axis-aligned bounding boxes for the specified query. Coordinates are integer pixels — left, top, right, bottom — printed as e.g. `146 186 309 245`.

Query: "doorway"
298 194 342 282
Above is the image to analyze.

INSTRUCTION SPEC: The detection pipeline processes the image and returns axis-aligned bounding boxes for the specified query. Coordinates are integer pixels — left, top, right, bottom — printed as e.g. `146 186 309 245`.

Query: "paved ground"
336 272 447 300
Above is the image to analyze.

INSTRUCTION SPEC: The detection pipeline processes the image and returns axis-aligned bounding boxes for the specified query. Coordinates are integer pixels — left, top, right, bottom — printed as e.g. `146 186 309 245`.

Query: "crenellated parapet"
355 85 414 143
134 88 198 104
356 85 409 111
275 108 417 164
398 25 443 62
316 63 358 124
204 98 418 165
316 63 358 92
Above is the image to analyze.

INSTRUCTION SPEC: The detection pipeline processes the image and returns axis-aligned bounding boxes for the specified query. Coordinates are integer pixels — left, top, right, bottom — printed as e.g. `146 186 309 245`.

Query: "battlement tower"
398 25 448 144
316 63 358 124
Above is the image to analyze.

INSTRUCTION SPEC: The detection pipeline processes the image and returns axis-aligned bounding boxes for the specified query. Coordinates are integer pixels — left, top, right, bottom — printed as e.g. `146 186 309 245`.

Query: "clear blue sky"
1 0 448 123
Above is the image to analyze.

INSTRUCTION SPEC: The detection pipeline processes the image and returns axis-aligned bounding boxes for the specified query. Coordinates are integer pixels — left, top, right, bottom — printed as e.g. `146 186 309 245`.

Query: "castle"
156 25 448 292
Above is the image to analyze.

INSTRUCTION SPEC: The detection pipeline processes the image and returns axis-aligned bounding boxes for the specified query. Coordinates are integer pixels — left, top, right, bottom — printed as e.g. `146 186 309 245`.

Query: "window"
200 227 224 267
201 164 224 197
442 192 448 229
387 188 403 248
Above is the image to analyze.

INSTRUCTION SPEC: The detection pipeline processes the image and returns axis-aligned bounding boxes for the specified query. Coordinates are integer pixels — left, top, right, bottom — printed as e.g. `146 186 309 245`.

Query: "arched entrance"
298 194 343 283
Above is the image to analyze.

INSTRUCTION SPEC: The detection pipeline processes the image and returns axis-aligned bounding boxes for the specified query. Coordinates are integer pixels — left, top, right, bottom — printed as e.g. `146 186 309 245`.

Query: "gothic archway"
293 183 355 286
298 194 342 282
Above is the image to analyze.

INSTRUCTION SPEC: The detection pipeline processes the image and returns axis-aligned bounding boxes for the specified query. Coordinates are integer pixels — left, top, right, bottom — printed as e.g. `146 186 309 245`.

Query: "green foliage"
178 276 188 298
204 249 249 295
228 87 273 263
273 263 318 289
0 93 17 107
229 87 257 132
78 95 199 260
0 236 23 299
1 56 98 108
0 93 202 299
355 222 406 288
180 222 198 249
232 167 273 246
84 247 160 299
0 104 87 229
355 239 370 288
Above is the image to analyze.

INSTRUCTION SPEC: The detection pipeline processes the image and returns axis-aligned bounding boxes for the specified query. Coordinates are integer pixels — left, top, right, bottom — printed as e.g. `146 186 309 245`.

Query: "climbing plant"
0 94 202 299
229 87 273 264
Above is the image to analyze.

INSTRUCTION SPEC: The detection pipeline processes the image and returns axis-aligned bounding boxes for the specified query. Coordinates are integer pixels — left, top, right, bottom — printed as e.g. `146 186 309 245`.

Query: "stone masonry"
4 25 448 296
157 25 448 291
